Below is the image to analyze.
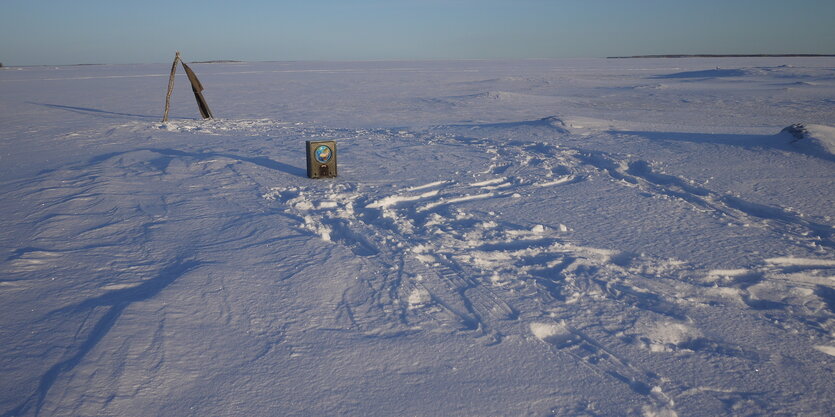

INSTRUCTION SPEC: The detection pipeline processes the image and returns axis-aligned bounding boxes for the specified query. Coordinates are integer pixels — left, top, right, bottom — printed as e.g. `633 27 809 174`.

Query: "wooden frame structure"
162 52 213 122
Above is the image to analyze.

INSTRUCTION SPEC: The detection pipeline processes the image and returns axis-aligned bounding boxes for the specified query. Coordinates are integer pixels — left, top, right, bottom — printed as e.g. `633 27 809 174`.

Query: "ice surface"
1 58 834 416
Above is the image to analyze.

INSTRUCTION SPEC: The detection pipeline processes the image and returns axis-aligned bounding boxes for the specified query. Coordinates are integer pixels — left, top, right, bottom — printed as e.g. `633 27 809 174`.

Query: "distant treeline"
608 54 835 59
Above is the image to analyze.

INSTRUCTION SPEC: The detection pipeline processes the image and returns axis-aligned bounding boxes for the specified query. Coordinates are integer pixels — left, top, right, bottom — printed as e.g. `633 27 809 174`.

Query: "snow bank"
781 123 835 156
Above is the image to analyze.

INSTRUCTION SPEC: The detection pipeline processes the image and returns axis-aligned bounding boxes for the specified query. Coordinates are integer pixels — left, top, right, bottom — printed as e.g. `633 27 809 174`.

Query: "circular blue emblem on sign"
314 145 332 163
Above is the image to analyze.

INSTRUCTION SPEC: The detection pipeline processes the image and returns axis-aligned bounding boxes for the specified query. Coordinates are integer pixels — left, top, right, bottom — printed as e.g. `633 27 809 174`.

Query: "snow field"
1 58 834 416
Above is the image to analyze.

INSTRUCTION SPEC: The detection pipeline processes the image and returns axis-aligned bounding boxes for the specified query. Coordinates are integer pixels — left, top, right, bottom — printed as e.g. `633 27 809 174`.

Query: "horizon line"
4 54 835 68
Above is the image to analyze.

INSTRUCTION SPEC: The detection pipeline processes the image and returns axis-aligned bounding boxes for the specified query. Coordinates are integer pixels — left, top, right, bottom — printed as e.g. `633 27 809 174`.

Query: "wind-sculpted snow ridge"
653 65 835 80
0 143 252 416
782 123 835 157
3 261 201 417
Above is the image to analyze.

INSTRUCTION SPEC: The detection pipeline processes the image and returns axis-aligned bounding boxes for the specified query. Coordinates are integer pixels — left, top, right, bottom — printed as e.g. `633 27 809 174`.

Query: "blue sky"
2 0 834 65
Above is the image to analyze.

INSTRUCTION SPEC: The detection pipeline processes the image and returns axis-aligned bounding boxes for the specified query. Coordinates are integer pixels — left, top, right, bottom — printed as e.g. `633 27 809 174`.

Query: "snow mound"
781 123 835 156
538 115 570 131
643 321 703 353
530 322 580 347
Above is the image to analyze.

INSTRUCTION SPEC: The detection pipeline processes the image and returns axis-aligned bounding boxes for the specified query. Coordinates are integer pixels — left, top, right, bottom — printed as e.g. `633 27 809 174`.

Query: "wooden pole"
181 61 213 119
162 51 181 122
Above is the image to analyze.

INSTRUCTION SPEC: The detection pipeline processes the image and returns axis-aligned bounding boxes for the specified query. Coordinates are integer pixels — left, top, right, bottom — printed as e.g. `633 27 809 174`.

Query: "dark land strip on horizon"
608 54 835 59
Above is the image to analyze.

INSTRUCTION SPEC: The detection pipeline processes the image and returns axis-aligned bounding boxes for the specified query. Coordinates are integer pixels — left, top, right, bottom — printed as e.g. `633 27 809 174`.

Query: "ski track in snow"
570 150 835 251
253 121 835 416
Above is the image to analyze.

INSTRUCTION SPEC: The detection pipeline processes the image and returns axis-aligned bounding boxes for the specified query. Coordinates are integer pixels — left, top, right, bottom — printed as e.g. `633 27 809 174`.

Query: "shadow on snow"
87 148 307 178
2 260 202 417
27 102 163 120
616 130 835 162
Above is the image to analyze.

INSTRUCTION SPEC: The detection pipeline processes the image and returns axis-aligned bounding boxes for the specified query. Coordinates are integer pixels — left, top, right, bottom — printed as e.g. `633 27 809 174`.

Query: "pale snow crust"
1 58 834 416
814 345 835 357
802 124 835 154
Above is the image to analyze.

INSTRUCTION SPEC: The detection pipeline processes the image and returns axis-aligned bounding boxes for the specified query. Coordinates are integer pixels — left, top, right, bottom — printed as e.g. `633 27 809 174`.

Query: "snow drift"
782 123 835 156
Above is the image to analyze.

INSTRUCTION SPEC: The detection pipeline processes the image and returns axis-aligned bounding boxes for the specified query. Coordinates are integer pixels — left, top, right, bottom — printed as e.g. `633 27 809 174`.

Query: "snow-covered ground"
1 58 834 416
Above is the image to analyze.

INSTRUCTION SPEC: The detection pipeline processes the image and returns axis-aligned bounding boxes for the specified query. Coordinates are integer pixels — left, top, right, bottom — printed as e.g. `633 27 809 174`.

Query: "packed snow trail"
256 120 835 416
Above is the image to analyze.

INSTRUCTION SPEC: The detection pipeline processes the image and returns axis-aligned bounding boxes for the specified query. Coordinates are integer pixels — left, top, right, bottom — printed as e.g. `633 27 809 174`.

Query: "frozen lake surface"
1 58 834 416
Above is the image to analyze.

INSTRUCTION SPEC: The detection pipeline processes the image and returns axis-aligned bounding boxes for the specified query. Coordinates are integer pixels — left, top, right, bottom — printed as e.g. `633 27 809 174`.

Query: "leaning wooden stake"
162 51 181 122
182 61 213 119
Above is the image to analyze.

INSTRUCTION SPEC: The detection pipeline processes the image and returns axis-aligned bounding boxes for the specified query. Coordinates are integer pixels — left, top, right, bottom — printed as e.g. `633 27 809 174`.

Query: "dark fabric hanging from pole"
181 62 213 120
